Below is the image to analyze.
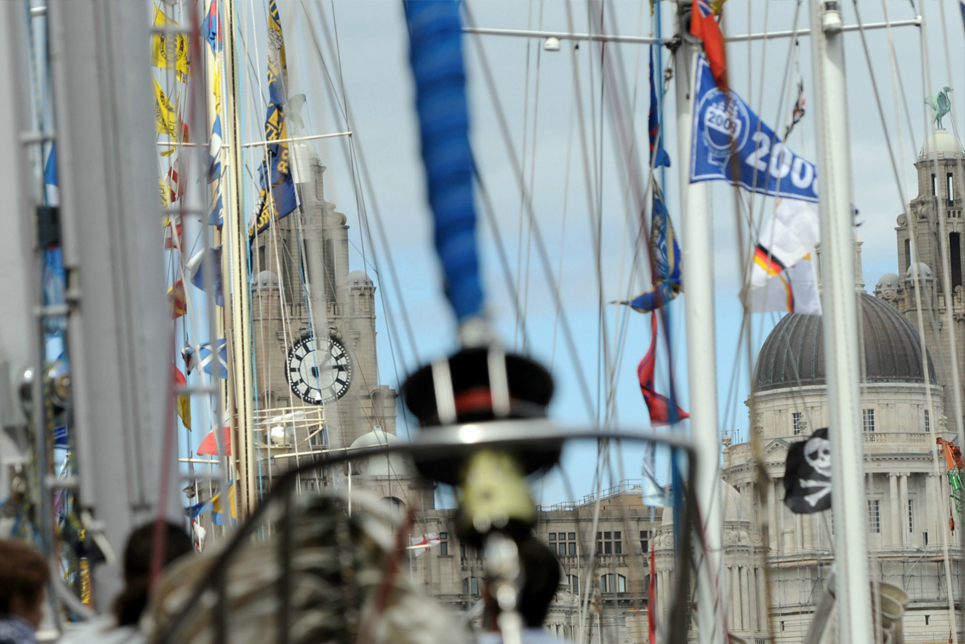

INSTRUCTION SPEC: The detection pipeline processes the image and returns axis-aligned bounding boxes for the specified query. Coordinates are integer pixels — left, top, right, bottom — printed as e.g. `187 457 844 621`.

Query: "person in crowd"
0 539 50 644
58 521 192 644
478 536 571 644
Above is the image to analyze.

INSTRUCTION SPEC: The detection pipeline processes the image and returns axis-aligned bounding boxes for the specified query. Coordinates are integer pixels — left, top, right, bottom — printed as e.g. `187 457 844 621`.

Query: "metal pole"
808 3 874 643
672 17 725 644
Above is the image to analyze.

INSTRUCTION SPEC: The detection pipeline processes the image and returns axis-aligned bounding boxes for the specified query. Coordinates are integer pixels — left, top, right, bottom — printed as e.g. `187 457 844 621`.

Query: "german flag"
753 244 786 278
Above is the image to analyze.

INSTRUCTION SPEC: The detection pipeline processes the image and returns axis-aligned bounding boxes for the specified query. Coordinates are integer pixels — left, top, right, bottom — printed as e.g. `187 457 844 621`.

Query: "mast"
807 2 874 642
673 8 726 644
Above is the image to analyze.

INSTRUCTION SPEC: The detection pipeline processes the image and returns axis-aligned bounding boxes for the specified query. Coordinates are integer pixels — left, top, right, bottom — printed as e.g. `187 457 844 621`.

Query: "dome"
919 128 963 159
347 270 373 287
253 270 279 290
875 273 900 292
755 293 936 391
906 262 934 280
349 428 409 477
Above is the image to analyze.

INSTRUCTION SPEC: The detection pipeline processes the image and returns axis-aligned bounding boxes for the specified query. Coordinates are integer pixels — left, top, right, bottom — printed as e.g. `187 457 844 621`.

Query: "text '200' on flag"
690 56 818 203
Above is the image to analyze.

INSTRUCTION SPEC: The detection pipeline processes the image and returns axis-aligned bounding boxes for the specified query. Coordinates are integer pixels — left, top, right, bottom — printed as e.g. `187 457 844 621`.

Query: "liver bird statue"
926 87 952 130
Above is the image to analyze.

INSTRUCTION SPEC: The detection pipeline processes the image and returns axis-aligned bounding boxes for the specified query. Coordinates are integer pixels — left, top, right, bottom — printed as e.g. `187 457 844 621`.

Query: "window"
948 173 955 201
926 615 930 626
599 573 627 593
925 531 929 546
863 409 875 433
439 532 449 556
567 574 580 595
640 530 650 555
792 412 804 436
597 531 622 555
933 173 938 196
924 410 930 433
549 532 577 556
951 232 962 289
868 500 881 534
460 543 479 559
905 239 912 273
908 500 914 534
462 577 479 596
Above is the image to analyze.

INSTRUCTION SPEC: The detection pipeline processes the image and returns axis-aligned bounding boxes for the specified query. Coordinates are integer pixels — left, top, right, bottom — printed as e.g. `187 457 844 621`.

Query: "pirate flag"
784 427 832 513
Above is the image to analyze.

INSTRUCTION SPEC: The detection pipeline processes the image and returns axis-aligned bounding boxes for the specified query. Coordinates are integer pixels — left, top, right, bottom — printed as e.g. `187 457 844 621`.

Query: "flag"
747 256 820 315
614 185 682 313
690 56 818 203
197 426 231 456
44 144 58 207
165 155 185 204
648 544 657 644
201 0 223 54
189 499 212 519
750 199 820 289
248 0 298 241
784 58 806 140
784 428 831 513
153 77 178 138
200 339 228 378
151 6 189 77
191 519 207 553
637 312 689 425
186 246 225 306
211 482 236 525
690 0 727 91
648 47 670 170
162 214 183 250
173 365 191 430
409 533 442 557
53 425 68 449
168 279 187 319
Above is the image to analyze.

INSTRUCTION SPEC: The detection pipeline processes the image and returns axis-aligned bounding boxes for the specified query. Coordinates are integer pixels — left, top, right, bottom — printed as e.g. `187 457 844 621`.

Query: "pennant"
173 365 191 430
208 114 223 183
648 47 670 170
637 313 689 425
151 6 189 77
44 144 59 207
690 0 727 91
201 0 223 54
750 199 820 289
168 279 187 319
248 0 298 241
690 56 819 203
212 482 236 525
747 256 820 315
153 77 178 137
409 533 442 557
784 428 831 513
614 185 683 313
197 426 231 456
186 246 225 307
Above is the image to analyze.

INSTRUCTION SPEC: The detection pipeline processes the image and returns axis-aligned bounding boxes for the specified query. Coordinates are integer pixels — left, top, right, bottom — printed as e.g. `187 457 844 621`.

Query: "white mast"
808 2 874 642
673 11 726 644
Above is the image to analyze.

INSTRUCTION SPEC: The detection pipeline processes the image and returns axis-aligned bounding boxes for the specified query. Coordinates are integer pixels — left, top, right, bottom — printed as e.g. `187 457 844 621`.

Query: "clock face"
286 335 352 404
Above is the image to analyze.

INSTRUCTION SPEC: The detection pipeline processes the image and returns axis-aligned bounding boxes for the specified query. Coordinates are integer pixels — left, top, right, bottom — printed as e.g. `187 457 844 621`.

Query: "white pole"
808 3 874 643
673 23 726 644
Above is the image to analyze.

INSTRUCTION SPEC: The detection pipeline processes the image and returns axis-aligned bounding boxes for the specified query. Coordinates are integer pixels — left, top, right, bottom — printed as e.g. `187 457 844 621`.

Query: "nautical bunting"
153 77 178 138
784 428 832 513
637 312 689 425
151 6 189 78
614 185 682 313
749 199 820 289
248 0 298 241
162 214 183 250
186 246 225 307
212 482 237 525
648 46 670 170
690 56 818 203
168 279 187 319
173 365 191 430
690 0 727 91
197 426 231 457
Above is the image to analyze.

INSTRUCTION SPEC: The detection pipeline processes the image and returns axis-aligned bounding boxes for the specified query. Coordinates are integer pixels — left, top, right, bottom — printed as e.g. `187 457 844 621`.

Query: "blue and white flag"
186 246 224 307
44 144 59 207
182 339 228 379
690 56 818 203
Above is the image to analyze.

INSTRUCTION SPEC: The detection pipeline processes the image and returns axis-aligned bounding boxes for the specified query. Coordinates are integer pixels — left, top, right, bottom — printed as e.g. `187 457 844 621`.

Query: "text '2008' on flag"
690 56 818 203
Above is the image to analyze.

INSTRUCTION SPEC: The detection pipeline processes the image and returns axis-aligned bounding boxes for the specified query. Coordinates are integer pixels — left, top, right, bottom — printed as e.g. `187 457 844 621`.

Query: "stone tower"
884 128 965 390
250 142 397 458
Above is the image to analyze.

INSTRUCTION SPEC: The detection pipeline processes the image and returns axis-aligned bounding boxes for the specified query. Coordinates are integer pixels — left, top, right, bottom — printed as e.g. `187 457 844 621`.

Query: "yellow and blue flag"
248 0 298 241
211 483 236 526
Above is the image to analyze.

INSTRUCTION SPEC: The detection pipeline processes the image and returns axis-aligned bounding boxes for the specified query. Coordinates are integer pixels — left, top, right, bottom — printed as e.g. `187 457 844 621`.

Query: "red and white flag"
408 533 441 557
691 0 728 91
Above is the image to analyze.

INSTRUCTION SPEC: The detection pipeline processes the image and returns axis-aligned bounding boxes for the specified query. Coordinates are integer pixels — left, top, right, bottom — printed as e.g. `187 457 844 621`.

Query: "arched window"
599 573 626 593
380 496 404 515
462 576 480 595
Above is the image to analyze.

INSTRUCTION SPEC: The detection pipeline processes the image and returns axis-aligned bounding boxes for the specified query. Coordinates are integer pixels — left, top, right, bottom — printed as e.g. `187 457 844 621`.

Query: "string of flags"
189 482 237 526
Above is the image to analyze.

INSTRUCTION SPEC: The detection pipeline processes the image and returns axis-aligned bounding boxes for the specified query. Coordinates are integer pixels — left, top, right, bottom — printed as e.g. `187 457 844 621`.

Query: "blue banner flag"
690 56 818 203
648 46 670 170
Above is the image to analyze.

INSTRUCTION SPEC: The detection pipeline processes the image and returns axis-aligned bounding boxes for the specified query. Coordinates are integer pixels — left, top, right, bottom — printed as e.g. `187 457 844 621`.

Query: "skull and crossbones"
799 434 832 507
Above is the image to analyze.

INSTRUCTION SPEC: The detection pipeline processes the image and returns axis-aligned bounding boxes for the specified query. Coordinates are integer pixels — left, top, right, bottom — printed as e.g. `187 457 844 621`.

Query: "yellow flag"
211 483 236 522
154 77 177 137
151 6 189 77
159 179 169 207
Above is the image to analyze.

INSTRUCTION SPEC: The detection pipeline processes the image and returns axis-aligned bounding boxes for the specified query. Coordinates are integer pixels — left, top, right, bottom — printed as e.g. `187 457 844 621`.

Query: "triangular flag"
173 365 191 431
637 313 689 425
168 279 187 319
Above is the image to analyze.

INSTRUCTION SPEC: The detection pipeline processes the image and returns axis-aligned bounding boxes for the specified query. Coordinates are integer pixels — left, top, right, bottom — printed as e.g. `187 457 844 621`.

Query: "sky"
228 0 965 498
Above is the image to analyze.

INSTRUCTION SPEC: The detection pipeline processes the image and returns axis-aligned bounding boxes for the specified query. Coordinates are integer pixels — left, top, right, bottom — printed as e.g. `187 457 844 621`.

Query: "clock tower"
251 142 398 467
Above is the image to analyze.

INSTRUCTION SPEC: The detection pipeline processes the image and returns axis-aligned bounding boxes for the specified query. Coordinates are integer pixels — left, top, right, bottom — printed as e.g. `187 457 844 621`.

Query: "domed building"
718 127 965 643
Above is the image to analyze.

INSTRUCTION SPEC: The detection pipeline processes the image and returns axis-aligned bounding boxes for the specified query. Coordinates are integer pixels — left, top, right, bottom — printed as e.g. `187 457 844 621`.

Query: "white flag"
750 199 820 289
408 533 441 557
748 256 821 315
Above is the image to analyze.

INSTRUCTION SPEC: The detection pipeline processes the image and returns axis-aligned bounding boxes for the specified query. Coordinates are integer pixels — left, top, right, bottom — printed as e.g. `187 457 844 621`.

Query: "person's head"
114 522 193 626
0 540 50 630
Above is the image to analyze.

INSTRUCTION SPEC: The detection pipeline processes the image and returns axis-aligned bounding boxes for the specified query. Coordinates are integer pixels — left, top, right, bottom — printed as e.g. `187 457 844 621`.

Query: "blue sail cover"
404 0 484 323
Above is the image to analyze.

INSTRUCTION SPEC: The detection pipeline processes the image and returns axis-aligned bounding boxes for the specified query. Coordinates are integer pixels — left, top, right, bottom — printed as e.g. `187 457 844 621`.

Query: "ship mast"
808 2 874 642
